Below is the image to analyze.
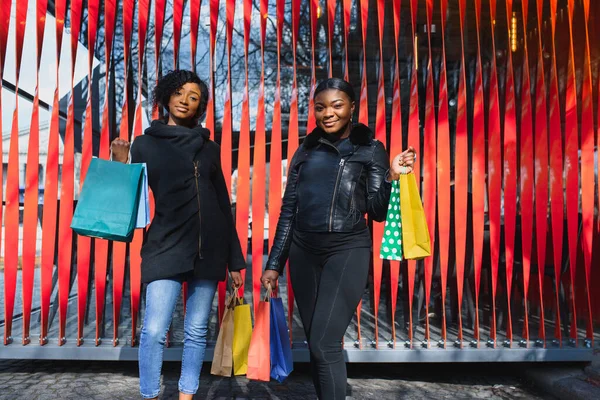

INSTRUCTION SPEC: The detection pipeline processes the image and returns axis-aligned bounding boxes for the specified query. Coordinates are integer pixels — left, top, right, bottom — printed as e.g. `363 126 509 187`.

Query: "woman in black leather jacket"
261 78 416 399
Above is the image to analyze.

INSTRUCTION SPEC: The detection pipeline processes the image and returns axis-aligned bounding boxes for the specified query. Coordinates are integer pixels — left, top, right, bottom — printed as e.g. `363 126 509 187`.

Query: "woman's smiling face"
314 89 355 135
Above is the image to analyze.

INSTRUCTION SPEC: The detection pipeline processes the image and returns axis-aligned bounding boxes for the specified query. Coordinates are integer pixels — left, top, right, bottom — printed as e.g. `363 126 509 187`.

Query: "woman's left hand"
230 271 243 289
388 146 417 181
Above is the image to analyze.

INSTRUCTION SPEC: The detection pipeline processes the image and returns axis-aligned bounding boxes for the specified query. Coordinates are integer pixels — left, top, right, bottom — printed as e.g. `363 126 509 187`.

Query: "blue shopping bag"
269 297 293 382
71 158 146 242
135 163 150 228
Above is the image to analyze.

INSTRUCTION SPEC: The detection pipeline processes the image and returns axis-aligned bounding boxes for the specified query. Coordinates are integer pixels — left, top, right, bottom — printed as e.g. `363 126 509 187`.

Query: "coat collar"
303 123 373 149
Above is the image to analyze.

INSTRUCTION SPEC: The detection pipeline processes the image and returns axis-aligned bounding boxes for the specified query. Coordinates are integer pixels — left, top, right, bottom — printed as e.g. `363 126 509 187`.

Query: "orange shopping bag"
246 285 271 381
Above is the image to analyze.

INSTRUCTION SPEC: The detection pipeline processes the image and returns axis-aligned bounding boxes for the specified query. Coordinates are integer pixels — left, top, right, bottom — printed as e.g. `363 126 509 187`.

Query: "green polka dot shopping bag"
380 173 431 261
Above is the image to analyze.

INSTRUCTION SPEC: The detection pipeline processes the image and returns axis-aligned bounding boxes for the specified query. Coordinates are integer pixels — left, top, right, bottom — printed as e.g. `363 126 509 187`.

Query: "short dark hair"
313 78 356 102
152 70 209 118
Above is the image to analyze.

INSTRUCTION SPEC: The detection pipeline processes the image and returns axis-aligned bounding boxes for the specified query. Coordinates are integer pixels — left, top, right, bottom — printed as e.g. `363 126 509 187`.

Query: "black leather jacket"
266 124 392 273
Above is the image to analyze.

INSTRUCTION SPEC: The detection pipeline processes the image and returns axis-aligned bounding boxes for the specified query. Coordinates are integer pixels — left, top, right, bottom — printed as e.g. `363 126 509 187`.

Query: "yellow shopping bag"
232 296 253 375
399 173 431 260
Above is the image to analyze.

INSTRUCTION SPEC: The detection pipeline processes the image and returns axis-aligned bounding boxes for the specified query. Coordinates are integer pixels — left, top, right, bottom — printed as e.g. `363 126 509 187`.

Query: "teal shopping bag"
71 158 146 242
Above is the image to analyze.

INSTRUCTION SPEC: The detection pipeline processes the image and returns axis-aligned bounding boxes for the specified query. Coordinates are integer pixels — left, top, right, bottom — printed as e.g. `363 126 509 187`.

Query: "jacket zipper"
329 158 345 231
193 161 203 259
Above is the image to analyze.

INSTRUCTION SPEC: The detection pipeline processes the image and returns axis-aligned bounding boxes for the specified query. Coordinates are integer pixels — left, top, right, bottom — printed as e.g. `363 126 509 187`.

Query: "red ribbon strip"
327 0 336 77
21 0 48 345
4 0 29 345
548 0 563 344
520 0 534 343
486 0 502 345
343 0 351 80
580 0 594 342
472 0 486 344
235 0 253 298
370 0 386 349
95 0 117 346
406 0 419 346
205 0 219 137
437 0 450 345
388 0 402 348
75 0 99 346
0 0 9 338
565 0 579 342
532 0 547 343
252 0 268 316
502 0 517 344
305 0 318 133
422 0 436 346
173 0 184 67
56 0 83 344
455 0 468 345
358 0 368 125
190 0 201 72
153 0 166 120
130 0 150 347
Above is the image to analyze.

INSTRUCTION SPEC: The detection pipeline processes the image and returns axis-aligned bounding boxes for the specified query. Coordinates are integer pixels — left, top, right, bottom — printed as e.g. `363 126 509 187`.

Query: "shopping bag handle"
263 283 273 302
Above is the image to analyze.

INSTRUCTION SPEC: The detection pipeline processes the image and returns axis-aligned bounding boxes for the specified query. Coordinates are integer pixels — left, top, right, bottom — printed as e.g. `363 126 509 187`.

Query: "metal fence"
1 0 599 362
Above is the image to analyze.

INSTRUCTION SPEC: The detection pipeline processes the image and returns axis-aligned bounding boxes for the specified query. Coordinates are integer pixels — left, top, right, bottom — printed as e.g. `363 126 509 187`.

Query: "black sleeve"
366 141 392 222
211 144 246 272
264 148 302 274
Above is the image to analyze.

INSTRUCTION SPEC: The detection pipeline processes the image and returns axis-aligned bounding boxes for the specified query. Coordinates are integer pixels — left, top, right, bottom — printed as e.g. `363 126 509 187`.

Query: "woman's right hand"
111 138 131 163
261 269 279 289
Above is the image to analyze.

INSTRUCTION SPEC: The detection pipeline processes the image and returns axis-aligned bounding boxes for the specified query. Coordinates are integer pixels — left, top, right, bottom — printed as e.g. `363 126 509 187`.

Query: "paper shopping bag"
270 296 293 382
232 296 252 375
247 287 271 381
380 179 403 261
399 173 431 260
211 294 235 377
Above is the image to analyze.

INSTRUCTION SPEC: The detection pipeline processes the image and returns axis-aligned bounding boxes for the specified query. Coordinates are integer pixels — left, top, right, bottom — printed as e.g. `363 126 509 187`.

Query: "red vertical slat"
388 0 402 348
472 0 486 345
110 0 135 347
326 0 336 77
565 0 579 343
190 0 202 72
548 0 563 344
455 0 468 347
0 0 9 334
0 0 7 344
95 0 117 346
358 0 368 126
422 0 436 347
282 0 300 332
520 0 534 343
342 0 351 81
4 0 28 345
130 0 150 347
533 0 548 344
371 0 387 348
354 0 370 349
580 0 594 342
218 0 235 323
76 0 99 346
406 0 419 347
152 0 166 120
437 0 450 346
39 0 66 345
486 0 502 346
54 0 81 344
173 0 184 67
502 0 517 345
235 0 252 297
22 0 48 346
305 0 318 134
56 0 83 345
252 0 268 316
205 0 219 137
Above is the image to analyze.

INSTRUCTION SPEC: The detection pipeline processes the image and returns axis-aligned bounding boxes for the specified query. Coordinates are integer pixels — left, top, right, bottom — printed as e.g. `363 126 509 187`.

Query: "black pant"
289 243 370 400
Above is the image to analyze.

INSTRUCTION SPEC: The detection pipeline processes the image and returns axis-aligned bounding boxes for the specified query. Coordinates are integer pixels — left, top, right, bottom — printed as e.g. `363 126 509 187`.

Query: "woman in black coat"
261 78 416 400
111 70 244 400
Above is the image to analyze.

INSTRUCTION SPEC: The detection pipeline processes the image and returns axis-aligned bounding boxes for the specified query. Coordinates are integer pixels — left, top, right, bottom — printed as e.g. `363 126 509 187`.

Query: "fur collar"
303 123 373 149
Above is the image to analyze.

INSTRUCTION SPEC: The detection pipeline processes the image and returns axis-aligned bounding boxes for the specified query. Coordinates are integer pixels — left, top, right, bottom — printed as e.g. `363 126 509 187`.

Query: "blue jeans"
139 277 217 398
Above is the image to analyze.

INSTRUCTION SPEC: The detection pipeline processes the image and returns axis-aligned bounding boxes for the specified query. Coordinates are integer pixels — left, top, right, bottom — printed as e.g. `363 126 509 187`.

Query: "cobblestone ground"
0 359 553 400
